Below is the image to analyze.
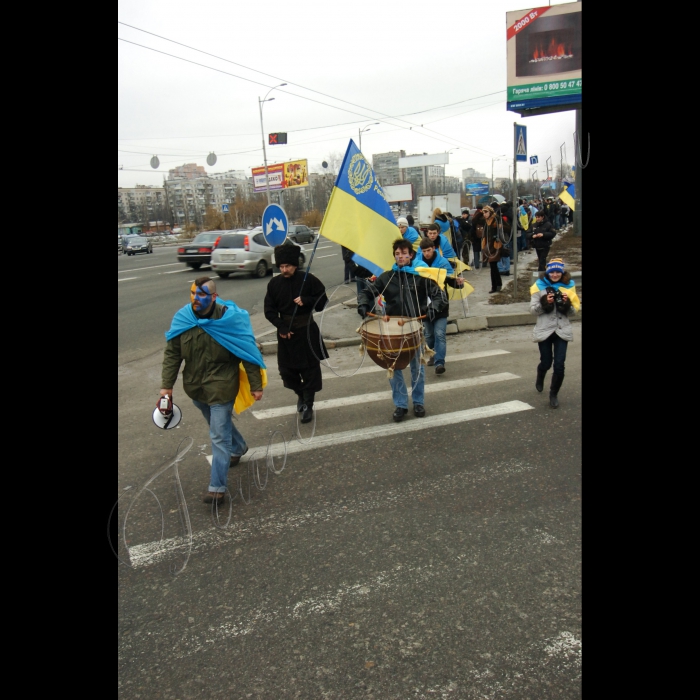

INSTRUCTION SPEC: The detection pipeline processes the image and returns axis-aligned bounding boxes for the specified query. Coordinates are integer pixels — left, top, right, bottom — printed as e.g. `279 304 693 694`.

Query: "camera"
545 286 566 311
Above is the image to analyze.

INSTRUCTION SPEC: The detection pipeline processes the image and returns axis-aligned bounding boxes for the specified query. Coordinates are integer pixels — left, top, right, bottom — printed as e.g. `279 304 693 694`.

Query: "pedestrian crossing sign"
221 204 229 213
515 124 527 162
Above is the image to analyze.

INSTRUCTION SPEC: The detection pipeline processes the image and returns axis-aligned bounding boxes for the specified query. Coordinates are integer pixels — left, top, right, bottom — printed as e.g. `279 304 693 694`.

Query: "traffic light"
269 133 287 145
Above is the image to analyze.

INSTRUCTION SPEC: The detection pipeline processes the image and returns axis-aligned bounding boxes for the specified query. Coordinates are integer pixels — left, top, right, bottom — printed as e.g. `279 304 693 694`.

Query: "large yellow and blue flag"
559 182 576 211
318 140 399 276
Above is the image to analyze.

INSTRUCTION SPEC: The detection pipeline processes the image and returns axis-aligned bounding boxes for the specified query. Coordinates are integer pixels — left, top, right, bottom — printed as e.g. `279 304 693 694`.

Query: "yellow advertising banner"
283 159 308 189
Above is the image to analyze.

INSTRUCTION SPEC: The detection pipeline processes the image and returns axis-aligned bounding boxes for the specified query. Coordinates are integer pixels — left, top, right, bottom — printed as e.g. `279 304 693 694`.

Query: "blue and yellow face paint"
190 282 214 311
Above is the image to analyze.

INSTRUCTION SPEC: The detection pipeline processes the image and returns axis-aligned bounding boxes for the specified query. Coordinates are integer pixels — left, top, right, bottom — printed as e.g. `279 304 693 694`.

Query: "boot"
535 368 547 393
295 391 304 412
549 372 564 408
301 391 315 423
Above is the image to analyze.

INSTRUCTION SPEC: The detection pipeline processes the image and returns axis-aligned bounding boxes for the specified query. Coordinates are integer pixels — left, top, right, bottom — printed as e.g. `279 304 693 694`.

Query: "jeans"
356 277 367 297
423 316 447 367
192 399 247 493
554 214 561 230
517 231 527 252
389 352 424 409
538 332 568 375
497 254 511 274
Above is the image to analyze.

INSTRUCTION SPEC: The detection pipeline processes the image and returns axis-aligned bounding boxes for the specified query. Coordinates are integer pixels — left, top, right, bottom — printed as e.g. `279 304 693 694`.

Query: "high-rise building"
372 151 406 187
167 163 208 180
118 185 167 224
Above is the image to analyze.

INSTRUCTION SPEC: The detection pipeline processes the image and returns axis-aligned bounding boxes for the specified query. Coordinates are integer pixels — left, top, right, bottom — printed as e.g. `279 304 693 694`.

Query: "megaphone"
152 394 182 430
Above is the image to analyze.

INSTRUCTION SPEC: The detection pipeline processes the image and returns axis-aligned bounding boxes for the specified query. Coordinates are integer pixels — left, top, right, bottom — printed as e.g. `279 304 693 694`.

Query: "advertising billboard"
466 183 490 195
252 159 309 192
506 2 581 116
382 183 414 203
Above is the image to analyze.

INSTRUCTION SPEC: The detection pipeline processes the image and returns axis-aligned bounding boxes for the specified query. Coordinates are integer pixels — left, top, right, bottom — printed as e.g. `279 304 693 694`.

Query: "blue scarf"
165 300 266 369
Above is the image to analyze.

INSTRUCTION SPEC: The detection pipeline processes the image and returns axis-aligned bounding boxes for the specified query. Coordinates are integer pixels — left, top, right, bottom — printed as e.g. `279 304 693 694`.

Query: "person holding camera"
529 258 580 408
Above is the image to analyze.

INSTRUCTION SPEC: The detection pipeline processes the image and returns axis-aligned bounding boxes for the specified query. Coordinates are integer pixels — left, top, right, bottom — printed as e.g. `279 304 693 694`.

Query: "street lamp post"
491 155 507 197
258 83 287 205
359 123 379 152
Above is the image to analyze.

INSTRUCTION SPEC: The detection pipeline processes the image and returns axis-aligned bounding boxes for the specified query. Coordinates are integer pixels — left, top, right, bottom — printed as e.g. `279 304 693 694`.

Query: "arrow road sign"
262 203 288 247
221 204 229 213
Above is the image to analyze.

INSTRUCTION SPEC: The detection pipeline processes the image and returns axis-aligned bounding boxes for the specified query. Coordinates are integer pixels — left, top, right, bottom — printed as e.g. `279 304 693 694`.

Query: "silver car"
210 229 306 279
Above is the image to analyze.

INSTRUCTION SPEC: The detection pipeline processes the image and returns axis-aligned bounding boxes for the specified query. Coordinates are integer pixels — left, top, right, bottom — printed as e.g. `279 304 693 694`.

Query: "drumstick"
398 315 426 326
366 312 390 321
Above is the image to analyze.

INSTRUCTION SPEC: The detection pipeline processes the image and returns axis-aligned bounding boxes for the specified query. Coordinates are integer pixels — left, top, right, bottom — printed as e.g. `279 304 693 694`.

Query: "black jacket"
527 219 555 249
357 266 445 319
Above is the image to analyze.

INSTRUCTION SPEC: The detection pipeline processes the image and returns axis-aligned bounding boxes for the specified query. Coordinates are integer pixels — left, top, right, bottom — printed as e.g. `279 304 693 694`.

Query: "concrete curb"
257 309 581 353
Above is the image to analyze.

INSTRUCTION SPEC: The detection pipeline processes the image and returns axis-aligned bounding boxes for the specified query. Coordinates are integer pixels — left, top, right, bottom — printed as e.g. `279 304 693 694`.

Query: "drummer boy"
357 239 446 423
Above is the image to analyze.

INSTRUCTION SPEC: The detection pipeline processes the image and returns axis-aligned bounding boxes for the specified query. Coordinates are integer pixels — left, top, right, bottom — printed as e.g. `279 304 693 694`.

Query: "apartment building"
167 163 207 180
164 176 253 226
118 185 167 224
372 151 406 187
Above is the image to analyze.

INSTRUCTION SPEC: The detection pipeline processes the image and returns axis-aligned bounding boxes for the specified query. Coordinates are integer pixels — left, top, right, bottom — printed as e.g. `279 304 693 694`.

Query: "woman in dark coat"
527 210 556 271
481 205 511 293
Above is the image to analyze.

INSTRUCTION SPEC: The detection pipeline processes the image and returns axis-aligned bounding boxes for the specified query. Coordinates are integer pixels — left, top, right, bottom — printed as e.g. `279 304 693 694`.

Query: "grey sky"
118 0 578 188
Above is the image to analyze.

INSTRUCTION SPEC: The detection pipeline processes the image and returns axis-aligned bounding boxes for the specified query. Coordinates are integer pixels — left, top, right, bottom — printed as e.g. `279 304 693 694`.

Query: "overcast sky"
118 0 578 189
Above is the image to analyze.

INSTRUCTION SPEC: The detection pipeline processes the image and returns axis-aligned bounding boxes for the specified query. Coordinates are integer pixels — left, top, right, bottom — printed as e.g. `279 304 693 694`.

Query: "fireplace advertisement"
506 2 581 115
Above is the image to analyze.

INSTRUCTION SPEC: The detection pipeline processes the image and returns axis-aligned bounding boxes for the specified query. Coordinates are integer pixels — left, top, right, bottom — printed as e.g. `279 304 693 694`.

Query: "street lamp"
359 122 379 152
258 83 287 205
491 155 507 197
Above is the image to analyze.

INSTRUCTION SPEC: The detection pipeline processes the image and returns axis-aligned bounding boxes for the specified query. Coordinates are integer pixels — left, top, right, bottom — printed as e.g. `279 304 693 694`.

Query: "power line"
118 30 505 157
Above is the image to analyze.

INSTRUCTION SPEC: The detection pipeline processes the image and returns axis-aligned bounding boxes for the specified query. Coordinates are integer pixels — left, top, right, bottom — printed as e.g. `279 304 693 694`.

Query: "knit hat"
546 258 565 274
274 243 301 267
396 217 409 227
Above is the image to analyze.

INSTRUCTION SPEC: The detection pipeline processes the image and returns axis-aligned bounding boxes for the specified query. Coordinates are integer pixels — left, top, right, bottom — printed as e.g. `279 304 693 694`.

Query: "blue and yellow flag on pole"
559 182 576 211
318 140 399 276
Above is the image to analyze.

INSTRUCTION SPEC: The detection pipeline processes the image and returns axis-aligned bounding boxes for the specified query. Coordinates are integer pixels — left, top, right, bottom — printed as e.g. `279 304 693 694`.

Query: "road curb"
257 309 581 353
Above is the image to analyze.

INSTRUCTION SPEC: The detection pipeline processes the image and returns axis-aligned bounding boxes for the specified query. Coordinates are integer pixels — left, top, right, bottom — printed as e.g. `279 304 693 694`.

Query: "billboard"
382 183 414 202
398 153 449 168
466 182 490 195
506 3 581 116
252 159 309 192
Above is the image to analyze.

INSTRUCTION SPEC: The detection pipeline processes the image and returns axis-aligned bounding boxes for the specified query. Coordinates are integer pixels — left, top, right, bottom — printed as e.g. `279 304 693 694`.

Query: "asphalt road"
117 244 582 699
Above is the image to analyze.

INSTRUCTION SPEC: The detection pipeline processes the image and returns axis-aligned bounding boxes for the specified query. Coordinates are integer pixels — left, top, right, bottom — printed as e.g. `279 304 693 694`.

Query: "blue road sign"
515 124 527 162
221 204 229 213
262 203 288 247
530 156 538 165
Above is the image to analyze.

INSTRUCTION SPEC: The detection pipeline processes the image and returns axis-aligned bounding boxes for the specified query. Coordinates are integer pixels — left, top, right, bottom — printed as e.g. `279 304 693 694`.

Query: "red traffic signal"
269 132 287 145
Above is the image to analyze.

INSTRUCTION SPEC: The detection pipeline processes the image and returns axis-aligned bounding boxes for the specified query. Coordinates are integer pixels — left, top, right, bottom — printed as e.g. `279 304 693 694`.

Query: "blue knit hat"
546 258 565 274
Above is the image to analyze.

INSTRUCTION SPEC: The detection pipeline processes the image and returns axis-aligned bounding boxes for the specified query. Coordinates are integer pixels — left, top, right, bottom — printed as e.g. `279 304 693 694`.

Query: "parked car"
286 224 315 244
210 230 305 279
177 231 222 269
124 236 153 255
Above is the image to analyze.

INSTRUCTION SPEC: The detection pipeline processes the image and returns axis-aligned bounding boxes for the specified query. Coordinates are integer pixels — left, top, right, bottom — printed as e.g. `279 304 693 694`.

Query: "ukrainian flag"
318 140 399 276
559 183 576 211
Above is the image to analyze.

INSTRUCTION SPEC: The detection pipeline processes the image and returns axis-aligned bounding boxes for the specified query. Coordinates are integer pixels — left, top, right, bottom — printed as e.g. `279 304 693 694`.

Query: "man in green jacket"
160 277 265 506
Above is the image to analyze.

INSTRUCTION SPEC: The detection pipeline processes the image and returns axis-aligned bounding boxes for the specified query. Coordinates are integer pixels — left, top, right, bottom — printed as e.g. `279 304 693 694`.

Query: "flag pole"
286 233 323 334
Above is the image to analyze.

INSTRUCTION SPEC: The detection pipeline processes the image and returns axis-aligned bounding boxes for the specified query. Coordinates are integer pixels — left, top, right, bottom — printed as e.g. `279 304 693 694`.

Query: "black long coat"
264 271 328 369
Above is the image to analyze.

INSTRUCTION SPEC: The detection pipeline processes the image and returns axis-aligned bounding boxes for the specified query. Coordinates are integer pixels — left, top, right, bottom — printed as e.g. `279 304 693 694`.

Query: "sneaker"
413 404 426 418
203 492 226 505
435 365 446 375
229 446 249 468
392 407 408 422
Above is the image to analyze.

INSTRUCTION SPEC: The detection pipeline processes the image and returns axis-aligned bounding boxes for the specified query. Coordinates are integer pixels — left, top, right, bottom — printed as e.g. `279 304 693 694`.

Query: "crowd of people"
154 198 577 505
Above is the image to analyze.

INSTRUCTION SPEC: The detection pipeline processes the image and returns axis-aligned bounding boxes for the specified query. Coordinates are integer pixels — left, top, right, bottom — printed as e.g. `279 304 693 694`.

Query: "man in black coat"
527 211 556 271
357 238 445 422
264 244 328 423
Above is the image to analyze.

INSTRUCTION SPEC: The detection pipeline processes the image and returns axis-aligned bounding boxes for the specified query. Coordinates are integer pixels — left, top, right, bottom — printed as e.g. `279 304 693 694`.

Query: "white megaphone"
152 394 182 430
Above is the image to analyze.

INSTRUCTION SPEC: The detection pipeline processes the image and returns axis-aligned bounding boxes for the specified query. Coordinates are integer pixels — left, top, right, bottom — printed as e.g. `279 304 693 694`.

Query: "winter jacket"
434 214 451 236
162 302 263 405
529 271 578 343
357 265 446 319
527 219 555 249
481 214 511 264
414 251 461 320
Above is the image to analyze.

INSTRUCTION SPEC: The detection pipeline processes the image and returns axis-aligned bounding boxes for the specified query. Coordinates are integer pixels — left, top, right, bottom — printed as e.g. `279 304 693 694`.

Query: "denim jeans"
517 231 527 252
497 254 511 273
344 261 356 282
192 399 247 493
423 316 447 367
538 332 568 375
356 278 367 297
389 352 424 409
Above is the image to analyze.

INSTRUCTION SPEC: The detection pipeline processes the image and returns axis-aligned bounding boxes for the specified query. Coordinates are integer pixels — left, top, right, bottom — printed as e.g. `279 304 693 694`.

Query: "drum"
358 317 423 371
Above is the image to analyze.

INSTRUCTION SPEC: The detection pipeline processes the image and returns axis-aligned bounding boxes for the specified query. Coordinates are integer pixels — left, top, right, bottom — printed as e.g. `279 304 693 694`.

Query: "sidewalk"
257 226 581 354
